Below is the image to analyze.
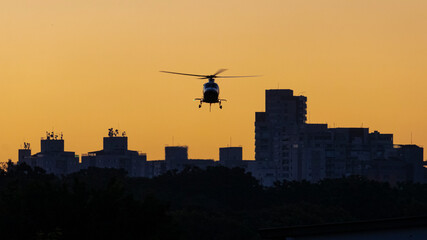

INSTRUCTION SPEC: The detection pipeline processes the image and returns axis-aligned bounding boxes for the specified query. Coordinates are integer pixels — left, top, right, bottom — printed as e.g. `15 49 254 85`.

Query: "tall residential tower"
255 89 307 182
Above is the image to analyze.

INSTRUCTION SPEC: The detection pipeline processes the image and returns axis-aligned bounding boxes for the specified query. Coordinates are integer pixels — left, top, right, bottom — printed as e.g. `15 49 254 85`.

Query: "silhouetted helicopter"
160 69 257 110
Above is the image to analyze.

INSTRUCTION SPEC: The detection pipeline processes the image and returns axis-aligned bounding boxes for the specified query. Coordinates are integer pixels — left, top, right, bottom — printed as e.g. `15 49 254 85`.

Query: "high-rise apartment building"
254 89 425 185
255 89 307 182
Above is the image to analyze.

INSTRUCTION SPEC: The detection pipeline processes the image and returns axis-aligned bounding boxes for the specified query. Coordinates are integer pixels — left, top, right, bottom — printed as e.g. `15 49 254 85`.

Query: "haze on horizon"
1 0 426 162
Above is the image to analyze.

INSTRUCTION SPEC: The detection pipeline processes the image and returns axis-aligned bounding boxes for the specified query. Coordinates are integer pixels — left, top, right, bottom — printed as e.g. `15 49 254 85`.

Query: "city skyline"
16 88 424 164
18 89 425 186
6 84 427 161
1 1 426 162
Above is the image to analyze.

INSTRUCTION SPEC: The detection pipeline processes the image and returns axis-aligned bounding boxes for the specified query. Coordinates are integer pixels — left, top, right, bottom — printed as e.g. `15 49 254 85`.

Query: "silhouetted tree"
2 164 427 239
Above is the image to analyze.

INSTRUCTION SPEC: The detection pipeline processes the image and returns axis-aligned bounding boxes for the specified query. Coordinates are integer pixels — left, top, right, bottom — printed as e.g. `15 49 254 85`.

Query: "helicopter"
160 69 257 110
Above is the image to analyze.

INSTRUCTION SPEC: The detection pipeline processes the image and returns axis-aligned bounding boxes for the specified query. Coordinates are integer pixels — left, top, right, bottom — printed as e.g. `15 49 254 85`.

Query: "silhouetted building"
186 159 215 169
18 143 32 166
145 146 217 177
18 132 79 175
165 145 216 170
253 89 425 185
246 161 280 186
145 160 166 178
298 127 397 182
254 89 307 184
255 89 307 162
165 146 188 171
365 158 408 185
219 147 246 168
395 144 425 183
81 129 147 177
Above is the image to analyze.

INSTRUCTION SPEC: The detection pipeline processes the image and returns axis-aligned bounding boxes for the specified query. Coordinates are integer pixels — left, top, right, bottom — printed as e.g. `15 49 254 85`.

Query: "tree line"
1 162 427 239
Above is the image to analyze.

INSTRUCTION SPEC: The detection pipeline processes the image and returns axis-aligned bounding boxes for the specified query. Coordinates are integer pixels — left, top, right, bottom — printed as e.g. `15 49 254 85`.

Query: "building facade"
254 89 425 185
219 147 247 168
81 129 147 177
18 132 79 175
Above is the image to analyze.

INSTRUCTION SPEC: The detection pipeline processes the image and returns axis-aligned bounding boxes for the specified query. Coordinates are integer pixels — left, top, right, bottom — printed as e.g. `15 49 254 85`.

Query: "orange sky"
0 0 426 161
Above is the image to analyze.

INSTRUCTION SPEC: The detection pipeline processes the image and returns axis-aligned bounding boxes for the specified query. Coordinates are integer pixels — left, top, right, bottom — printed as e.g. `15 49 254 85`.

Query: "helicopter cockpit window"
205 83 217 88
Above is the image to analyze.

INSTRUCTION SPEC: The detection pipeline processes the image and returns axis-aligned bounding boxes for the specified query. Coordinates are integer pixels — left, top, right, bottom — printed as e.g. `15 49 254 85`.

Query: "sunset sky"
1 0 426 161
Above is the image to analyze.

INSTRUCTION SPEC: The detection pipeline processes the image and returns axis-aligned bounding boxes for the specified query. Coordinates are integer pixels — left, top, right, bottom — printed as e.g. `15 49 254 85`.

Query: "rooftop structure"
219 147 246 168
81 129 147 177
18 131 79 175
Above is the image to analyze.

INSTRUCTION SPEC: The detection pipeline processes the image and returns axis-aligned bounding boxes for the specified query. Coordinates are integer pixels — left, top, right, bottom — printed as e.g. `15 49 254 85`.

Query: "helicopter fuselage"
202 80 219 103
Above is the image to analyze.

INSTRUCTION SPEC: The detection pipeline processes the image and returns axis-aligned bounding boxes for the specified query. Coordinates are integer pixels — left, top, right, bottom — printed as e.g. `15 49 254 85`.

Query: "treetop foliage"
1 163 427 239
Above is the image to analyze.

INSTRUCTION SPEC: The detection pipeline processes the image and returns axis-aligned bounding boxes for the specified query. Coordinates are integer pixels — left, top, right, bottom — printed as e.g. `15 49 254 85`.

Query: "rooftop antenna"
411 132 413 144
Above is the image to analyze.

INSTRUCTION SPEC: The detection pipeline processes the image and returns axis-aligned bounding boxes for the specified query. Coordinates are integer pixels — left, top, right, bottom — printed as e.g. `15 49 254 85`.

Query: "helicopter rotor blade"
215 75 260 78
160 71 207 78
212 69 228 76
161 70 260 79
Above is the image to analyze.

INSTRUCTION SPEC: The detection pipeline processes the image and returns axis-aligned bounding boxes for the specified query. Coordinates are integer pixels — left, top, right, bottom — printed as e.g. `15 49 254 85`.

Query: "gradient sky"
1 0 426 161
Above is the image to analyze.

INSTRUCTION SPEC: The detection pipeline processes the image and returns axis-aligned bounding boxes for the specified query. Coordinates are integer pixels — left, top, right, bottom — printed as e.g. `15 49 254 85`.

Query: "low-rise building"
219 147 247 169
81 129 147 177
18 132 79 175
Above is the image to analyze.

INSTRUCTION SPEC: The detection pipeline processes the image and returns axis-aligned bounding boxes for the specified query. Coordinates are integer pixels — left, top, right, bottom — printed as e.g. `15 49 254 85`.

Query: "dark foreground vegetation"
1 162 427 239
